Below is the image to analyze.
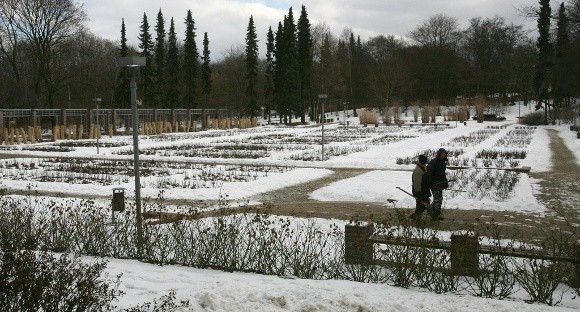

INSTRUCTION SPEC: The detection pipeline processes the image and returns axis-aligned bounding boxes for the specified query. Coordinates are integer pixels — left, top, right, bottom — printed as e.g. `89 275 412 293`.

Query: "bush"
521 111 546 126
0 250 122 311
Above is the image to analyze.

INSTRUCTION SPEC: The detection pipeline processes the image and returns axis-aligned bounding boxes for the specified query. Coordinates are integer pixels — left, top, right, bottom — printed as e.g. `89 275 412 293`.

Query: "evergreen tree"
183 10 199 108
114 18 130 107
166 18 180 108
279 8 299 123
348 33 356 115
273 21 286 122
297 5 312 123
552 3 571 109
264 26 275 123
245 16 259 117
138 13 154 106
154 9 166 107
201 32 212 107
533 0 552 123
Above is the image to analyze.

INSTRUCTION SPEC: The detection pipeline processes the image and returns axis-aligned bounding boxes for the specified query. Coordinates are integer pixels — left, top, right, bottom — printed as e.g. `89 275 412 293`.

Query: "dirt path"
254 168 371 203
529 129 580 219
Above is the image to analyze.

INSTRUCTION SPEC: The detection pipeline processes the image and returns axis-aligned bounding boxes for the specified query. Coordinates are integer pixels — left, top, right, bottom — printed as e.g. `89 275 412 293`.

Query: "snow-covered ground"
2 104 580 310
106 256 578 311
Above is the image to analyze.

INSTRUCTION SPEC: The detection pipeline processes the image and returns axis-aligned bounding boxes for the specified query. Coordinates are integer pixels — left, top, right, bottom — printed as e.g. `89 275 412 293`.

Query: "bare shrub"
474 96 488 123
0 250 122 311
383 108 393 125
411 102 421 122
359 109 378 125
428 99 438 123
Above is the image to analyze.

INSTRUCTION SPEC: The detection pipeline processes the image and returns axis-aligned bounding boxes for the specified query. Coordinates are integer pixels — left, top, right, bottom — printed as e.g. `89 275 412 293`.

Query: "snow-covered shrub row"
447 169 520 201
494 127 536 148
0 158 289 188
0 194 575 305
396 149 465 165
286 145 369 161
445 129 501 147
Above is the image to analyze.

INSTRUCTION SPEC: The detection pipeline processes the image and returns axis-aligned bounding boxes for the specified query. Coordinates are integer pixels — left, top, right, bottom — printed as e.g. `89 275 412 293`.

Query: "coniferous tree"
297 5 312 123
166 18 179 108
348 33 356 114
154 9 166 107
280 8 299 123
245 16 259 117
183 10 199 108
273 21 286 122
552 3 571 110
264 26 275 123
114 19 130 107
138 13 154 106
201 32 212 107
533 0 552 123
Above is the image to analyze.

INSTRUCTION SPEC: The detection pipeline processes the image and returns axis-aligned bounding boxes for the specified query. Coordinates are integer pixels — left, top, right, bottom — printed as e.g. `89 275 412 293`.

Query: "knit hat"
418 154 428 164
436 148 447 157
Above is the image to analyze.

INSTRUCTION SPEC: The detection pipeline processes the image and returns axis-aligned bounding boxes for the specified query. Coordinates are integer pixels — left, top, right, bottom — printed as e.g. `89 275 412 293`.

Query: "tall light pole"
119 56 146 255
318 94 328 161
93 97 102 154
343 102 348 129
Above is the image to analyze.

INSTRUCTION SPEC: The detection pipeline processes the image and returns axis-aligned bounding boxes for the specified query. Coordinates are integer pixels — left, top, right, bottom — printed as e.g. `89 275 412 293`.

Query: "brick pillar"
450 234 479 276
344 224 374 265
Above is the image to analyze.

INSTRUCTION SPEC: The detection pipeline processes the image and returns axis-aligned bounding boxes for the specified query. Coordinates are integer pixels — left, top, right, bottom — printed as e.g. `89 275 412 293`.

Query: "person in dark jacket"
409 154 430 220
426 148 448 220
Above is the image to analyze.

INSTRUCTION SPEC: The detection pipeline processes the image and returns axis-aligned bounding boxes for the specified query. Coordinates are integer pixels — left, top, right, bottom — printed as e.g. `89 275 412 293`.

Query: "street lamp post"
119 56 146 255
318 94 328 161
343 102 347 129
93 98 102 154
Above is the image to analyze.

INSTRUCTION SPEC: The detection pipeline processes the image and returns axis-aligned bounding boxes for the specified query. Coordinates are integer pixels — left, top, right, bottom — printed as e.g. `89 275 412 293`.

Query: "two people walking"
409 148 449 221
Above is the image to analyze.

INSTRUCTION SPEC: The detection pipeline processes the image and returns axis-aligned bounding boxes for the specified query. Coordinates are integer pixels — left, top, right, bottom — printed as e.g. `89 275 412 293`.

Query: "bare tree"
409 14 461 49
0 0 86 108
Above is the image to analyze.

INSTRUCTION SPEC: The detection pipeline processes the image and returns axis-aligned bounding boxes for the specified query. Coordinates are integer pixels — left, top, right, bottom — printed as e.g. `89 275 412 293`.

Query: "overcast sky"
82 0 542 59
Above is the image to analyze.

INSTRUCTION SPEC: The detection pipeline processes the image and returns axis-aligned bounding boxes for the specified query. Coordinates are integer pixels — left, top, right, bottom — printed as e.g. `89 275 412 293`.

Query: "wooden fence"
344 224 580 277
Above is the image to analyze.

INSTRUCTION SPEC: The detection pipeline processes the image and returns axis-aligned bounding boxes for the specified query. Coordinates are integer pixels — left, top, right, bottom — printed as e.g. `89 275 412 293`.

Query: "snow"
2 103 580 310
105 257 578 311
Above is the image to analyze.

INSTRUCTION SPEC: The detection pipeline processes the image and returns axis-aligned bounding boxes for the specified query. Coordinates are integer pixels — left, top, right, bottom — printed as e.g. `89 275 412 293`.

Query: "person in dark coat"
409 154 430 220
426 148 449 220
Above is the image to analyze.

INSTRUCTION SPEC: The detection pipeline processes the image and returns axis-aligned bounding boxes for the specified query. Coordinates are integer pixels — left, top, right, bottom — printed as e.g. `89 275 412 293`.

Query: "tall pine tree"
154 9 166 107
533 0 552 123
114 18 130 107
201 32 212 107
274 8 300 124
264 26 275 123
166 18 180 108
552 3 571 109
273 21 286 122
183 10 199 108
297 5 312 123
138 13 154 106
245 16 259 117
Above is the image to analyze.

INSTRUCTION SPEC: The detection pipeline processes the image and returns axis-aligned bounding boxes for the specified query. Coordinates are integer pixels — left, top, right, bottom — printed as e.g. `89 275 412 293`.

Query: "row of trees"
1 1 579 123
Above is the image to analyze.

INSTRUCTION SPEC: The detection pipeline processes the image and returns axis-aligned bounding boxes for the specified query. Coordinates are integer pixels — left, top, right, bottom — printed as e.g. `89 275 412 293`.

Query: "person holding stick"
409 154 430 220
426 148 449 220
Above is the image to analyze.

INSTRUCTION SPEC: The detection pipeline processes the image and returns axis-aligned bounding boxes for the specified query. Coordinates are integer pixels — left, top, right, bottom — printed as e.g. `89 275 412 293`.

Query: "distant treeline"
0 1 578 123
